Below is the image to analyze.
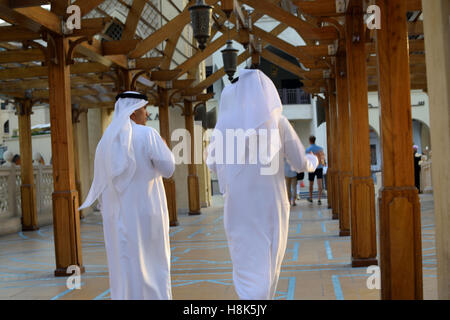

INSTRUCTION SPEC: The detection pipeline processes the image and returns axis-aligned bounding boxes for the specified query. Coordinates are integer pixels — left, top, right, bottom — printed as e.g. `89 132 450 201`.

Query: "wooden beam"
11 4 62 34
175 29 238 78
375 0 423 300
46 33 84 276
335 53 351 236
184 99 201 215
0 48 45 63
102 40 140 55
345 0 378 268
9 0 49 8
242 0 339 40
158 87 178 226
293 0 346 17
0 26 41 41
122 0 147 40
188 51 251 95
151 69 181 81
70 17 111 38
0 62 110 80
327 78 339 219
129 0 219 58
72 0 106 17
17 98 39 231
261 49 307 79
133 57 164 70
0 74 115 91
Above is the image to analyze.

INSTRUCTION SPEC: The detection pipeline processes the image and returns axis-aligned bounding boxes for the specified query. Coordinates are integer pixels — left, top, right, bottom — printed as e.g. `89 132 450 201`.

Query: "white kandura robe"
98 122 175 300
207 70 317 299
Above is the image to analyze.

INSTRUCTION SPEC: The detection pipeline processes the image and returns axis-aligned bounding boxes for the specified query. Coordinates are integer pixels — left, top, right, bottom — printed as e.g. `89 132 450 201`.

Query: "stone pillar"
17 97 38 231
184 100 201 215
47 33 84 276
158 87 178 226
345 0 378 268
422 0 450 300
335 54 351 237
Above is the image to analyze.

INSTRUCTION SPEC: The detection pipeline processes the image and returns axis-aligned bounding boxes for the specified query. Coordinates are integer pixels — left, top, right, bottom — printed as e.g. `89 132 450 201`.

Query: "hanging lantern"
189 0 213 51
221 40 238 81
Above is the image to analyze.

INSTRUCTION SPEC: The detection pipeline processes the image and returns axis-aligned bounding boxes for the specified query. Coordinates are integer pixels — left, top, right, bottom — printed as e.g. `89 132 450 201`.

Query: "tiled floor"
0 193 437 300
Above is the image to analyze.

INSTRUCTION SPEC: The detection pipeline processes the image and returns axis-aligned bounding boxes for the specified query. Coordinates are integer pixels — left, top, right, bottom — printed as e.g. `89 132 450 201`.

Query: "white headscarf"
3 151 14 163
79 91 148 210
208 69 283 193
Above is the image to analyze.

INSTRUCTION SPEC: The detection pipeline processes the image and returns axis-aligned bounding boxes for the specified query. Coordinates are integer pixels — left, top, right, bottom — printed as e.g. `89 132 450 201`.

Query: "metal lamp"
221 40 238 81
189 0 213 51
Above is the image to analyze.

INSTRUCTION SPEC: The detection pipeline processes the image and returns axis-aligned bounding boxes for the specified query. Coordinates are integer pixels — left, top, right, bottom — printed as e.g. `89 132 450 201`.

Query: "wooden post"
375 0 422 299
323 95 333 210
327 79 339 220
47 33 84 276
345 0 377 267
17 97 38 231
72 105 88 219
335 53 351 237
184 100 201 216
158 87 179 226
422 0 450 300
121 68 132 91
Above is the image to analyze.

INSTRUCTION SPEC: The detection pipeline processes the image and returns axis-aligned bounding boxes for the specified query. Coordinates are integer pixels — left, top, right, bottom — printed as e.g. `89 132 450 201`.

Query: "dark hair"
12 154 20 163
309 135 316 144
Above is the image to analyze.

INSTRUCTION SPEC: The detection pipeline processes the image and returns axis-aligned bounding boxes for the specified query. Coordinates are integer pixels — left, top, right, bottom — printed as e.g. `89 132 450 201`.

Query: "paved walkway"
0 194 437 300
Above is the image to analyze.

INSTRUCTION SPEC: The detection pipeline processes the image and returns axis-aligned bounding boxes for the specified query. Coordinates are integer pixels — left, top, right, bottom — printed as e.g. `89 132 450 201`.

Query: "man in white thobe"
79 91 175 300
207 69 318 300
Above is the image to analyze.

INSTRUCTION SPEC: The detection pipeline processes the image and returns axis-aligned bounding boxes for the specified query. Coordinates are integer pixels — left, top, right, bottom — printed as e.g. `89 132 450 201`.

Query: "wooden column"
158 87 178 226
376 0 422 299
323 96 333 210
345 0 377 267
328 79 339 220
72 106 88 219
17 97 38 231
335 54 351 237
422 0 450 300
184 100 201 216
121 68 132 91
47 33 84 276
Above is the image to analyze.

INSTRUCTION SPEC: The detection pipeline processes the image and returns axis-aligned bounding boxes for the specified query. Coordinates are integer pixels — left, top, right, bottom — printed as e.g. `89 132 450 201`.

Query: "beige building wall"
422 0 450 300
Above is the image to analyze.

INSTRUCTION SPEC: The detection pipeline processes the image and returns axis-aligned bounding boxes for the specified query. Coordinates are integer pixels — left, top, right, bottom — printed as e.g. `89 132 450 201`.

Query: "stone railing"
0 165 54 236
420 155 433 193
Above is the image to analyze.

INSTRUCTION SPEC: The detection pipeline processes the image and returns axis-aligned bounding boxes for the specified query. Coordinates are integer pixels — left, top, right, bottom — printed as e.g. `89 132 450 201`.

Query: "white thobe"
208 116 316 300
99 122 175 300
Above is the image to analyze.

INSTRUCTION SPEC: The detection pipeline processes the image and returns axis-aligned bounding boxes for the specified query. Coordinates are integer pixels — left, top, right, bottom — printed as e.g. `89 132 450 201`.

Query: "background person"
306 136 325 205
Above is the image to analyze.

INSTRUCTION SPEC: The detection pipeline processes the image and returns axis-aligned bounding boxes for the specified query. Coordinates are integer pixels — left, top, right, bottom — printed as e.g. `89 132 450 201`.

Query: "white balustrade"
0 165 54 235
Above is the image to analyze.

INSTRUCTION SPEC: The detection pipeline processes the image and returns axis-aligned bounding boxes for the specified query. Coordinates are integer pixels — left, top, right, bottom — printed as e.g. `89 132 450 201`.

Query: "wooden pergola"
0 0 443 300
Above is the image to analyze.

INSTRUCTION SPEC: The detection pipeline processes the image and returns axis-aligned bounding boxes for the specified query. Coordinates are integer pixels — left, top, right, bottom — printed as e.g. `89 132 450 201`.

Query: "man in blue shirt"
305 136 326 205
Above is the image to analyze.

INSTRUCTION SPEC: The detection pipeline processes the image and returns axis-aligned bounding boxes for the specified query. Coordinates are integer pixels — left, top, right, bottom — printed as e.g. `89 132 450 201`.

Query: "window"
3 120 9 134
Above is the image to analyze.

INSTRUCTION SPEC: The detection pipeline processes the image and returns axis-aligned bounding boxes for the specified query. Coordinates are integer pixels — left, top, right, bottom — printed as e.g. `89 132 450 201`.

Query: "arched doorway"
412 119 431 156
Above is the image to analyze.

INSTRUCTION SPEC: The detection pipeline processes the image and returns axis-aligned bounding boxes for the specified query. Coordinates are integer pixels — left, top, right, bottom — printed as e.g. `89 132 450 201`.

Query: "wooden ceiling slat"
0 62 110 80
